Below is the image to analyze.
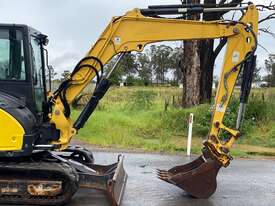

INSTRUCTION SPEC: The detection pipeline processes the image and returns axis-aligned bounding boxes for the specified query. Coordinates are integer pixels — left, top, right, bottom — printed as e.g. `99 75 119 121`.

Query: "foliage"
126 90 156 110
236 60 262 86
103 44 183 86
136 52 151 85
170 47 184 83
60 70 71 81
47 65 57 80
73 86 275 156
150 45 173 84
120 53 138 82
264 54 275 86
105 57 124 85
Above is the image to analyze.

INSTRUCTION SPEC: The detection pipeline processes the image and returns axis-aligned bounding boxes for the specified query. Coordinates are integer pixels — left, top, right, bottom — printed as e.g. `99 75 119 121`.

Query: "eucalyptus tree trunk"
199 0 217 103
182 0 201 107
182 0 242 106
182 40 201 107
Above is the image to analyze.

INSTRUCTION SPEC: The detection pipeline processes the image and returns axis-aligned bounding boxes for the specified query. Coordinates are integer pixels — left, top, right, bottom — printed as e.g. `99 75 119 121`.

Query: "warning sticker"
114 36 121 45
216 104 226 113
232 51 240 63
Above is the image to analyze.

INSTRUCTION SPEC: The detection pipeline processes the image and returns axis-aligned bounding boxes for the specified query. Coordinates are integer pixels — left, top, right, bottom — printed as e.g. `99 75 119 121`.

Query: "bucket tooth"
158 154 221 199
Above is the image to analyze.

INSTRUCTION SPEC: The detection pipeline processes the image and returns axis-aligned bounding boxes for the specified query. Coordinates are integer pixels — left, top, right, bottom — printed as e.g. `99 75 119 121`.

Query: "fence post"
187 113 194 156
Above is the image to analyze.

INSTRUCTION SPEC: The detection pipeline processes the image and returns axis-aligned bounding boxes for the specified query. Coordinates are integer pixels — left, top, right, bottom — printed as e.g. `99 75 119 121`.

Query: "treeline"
263 54 275 86
57 48 275 88
105 45 183 86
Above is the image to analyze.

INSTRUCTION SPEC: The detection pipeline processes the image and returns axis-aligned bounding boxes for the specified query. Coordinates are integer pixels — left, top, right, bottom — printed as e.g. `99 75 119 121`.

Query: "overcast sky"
0 0 274 77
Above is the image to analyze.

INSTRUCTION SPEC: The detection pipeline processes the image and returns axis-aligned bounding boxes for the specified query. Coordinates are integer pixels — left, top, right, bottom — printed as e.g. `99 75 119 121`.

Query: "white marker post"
187 113 194 156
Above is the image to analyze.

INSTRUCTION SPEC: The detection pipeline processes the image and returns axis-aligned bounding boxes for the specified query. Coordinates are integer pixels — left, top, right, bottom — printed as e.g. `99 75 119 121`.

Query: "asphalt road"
67 150 275 206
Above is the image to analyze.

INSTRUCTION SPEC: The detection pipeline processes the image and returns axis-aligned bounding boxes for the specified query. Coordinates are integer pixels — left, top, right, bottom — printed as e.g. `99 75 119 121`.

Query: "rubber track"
0 161 79 205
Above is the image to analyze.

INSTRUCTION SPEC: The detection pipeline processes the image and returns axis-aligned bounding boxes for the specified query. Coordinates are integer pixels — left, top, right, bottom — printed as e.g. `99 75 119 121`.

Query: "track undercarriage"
0 146 127 206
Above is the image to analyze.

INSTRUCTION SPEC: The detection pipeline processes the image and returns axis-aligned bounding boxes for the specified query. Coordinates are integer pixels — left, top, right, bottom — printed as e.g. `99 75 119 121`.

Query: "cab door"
30 36 46 117
0 26 34 108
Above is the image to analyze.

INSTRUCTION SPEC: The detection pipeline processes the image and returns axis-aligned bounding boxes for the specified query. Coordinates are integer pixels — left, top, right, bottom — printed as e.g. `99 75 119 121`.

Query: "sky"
0 0 274 78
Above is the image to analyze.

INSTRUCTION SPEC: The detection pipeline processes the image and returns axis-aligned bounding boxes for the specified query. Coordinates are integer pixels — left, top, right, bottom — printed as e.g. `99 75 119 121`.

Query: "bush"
126 90 156 110
160 104 211 137
161 109 188 133
160 94 275 141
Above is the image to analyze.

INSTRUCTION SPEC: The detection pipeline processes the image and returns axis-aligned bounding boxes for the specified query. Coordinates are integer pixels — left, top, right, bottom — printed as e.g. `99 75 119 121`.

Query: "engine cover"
0 91 37 157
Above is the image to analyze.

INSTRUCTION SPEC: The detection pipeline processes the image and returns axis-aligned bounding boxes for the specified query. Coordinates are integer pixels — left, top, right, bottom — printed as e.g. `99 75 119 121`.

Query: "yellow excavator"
0 2 258 206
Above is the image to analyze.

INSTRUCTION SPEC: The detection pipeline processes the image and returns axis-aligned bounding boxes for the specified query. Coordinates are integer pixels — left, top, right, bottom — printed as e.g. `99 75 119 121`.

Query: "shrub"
126 90 156 110
160 104 211 137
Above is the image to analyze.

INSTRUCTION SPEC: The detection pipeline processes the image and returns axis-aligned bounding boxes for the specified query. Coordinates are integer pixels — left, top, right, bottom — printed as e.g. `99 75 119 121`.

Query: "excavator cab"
0 24 47 118
0 24 48 154
0 24 127 206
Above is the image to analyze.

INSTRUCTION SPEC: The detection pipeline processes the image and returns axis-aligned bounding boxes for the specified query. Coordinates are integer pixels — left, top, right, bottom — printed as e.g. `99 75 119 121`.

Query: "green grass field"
72 86 275 157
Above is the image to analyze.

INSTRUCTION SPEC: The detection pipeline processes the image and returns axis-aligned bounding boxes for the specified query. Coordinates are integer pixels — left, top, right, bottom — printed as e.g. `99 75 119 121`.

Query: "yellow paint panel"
0 109 25 151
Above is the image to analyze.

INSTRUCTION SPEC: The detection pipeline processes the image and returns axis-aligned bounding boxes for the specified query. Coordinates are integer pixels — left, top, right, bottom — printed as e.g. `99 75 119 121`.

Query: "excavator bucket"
78 155 127 206
157 153 221 199
56 147 127 206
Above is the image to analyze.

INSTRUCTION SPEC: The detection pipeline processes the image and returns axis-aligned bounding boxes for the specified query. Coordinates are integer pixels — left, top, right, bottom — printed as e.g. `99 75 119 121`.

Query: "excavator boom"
0 2 259 205
50 4 258 153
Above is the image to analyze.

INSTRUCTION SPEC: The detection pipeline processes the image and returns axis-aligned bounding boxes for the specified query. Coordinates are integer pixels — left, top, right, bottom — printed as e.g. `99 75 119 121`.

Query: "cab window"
31 36 45 112
0 29 26 81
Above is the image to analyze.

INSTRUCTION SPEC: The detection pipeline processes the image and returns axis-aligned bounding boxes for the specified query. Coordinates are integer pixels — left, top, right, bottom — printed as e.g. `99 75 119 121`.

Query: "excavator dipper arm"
157 5 258 198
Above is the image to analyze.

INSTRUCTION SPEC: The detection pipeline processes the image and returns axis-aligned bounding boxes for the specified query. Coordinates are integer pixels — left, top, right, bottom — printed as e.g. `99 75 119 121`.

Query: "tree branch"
257 4 275 24
216 0 243 17
259 14 275 24
256 4 275 11
258 43 270 54
213 38 227 60
219 0 227 5
259 28 275 39
218 0 243 7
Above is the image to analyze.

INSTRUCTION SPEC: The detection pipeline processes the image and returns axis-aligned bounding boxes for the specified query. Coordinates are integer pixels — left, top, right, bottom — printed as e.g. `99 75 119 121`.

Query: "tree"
136 52 152 85
252 65 262 83
150 45 173 84
47 65 57 80
170 47 184 84
105 57 124 85
60 70 71 81
265 54 275 86
181 0 201 107
105 53 138 85
181 0 244 107
236 62 262 86
199 0 218 103
119 53 138 85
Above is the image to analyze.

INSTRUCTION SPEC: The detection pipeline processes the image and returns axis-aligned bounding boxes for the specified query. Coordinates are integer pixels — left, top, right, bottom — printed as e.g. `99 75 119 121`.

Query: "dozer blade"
78 155 127 206
157 153 221 199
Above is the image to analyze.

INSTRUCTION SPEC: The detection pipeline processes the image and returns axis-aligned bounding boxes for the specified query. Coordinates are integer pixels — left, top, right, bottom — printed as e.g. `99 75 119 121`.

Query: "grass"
72 86 275 157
